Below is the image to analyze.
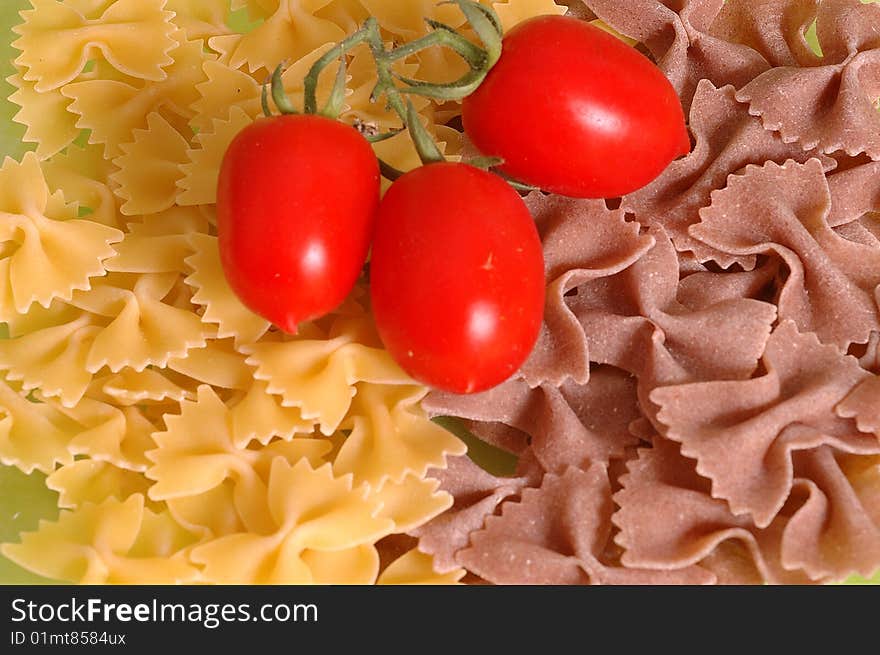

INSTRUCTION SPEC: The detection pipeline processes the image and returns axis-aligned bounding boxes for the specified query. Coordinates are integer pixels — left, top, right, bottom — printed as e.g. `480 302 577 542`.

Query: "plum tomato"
370 162 545 394
462 15 691 199
217 113 380 333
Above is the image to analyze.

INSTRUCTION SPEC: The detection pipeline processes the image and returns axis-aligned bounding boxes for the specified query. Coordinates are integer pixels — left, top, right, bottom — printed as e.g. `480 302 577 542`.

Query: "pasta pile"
422 0 880 584
0 0 569 584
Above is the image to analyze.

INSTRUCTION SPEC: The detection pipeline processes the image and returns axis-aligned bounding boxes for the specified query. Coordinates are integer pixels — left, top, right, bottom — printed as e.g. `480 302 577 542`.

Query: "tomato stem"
303 22 376 115
321 56 348 119
404 100 446 165
270 63 299 115
265 1 507 174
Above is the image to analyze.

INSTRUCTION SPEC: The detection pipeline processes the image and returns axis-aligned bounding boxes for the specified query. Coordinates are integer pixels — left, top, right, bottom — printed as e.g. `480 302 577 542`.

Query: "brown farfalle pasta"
692 159 880 349
621 80 835 264
427 0 880 585
734 0 880 158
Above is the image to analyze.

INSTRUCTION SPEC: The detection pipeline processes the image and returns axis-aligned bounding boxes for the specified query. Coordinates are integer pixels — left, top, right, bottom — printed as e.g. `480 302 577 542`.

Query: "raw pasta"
5 0 579 585
422 0 880 584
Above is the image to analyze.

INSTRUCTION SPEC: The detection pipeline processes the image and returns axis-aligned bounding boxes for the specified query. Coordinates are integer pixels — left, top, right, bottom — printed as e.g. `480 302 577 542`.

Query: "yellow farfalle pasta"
243 317 413 435
0 152 122 319
184 233 271 345
6 69 79 159
167 338 255 390
69 273 210 373
334 384 467 487
1 495 200 584
41 143 120 229
0 0 573 586
60 397 158 471
111 113 192 216
146 385 329 502
207 0 347 74
167 0 233 40
176 105 252 206
369 473 453 534
63 34 215 158
13 0 178 93
190 458 393 584
0 309 99 407
96 367 194 405
47 459 153 509
378 548 466 585
0 379 78 474
190 43 334 132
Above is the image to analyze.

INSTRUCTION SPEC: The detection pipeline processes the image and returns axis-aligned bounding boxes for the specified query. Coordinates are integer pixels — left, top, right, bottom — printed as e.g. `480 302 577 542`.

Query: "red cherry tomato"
370 162 545 394
217 114 379 333
462 15 690 199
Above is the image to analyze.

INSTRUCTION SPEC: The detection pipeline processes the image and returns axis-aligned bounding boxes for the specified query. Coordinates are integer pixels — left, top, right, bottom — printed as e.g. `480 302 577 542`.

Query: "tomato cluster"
216 15 688 394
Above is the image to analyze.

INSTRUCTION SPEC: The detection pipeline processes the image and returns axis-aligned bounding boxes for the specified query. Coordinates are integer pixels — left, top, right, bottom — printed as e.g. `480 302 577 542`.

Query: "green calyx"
260 1 506 173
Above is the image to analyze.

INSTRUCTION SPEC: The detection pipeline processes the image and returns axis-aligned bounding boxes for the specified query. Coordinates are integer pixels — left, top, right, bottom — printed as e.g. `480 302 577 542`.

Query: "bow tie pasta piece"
184 233 271 345
97 367 194 405
0 152 123 319
146 385 329 507
176 105 252 206
6 69 80 160
13 0 177 93
519 192 655 388
207 0 346 74
459 464 714 584
710 0 822 69
736 50 880 160
409 454 540 574
190 43 333 133
0 379 78 474
110 113 192 216
621 81 835 266
47 459 153 510
68 273 210 374
367 473 453 535
59 398 158 472
230 380 316 448
0 310 100 408
692 158 880 349
650 321 880 528
190 458 394 584
333 384 466 488
377 548 465 585
242 319 415 436
63 34 216 159
614 437 880 583
166 0 233 40
165 481 249 540
41 143 120 230
575 0 772 112
1 495 200 584
815 0 880 61
105 232 196 276
166 338 256 391
425 373 641 475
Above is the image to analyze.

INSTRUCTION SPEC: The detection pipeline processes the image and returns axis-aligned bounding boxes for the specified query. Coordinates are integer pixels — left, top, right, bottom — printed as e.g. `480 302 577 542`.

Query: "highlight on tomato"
462 14 691 199
216 113 380 334
369 162 546 395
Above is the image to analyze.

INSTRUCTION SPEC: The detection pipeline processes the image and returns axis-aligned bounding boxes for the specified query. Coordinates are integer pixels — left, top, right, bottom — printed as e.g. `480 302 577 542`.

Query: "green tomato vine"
259 1 527 184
